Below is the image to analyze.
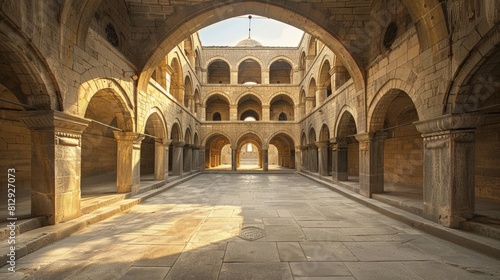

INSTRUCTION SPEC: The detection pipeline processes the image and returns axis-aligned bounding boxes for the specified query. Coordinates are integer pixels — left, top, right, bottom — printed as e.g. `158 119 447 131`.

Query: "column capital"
113 131 145 143
354 131 388 143
329 137 347 146
172 141 186 147
315 140 329 148
414 114 483 136
22 110 90 132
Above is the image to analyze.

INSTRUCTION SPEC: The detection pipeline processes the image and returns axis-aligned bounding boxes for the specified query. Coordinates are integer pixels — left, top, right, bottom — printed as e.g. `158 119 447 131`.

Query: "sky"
198 15 304 47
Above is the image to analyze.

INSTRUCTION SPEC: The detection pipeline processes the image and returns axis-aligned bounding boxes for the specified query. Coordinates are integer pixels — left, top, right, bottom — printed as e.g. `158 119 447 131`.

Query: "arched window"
278 112 287 121
213 112 222 121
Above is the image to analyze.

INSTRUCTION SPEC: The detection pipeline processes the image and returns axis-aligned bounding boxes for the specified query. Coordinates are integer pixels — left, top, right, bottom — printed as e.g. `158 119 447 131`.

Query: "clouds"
198 16 303 47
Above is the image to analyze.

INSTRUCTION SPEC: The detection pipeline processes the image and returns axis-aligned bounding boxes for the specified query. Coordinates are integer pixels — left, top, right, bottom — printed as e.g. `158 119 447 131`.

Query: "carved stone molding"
414 114 483 135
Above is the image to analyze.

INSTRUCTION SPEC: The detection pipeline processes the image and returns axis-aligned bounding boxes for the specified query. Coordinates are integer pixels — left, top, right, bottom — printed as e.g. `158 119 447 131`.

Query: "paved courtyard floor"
2 174 500 279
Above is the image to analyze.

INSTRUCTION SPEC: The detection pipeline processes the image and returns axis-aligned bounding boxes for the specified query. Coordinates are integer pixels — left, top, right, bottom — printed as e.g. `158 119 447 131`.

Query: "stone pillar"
262 149 269 171
231 148 237 171
316 86 327 105
230 70 238 84
205 147 210 168
183 144 192 172
300 146 308 171
164 143 170 180
200 106 206 121
113 131 145 194
294 147 301 171
262 105 270 121
262 70 269 84
198 146 205 171
154 139 167 181
290 149 296 169
22 111 90 225
308 144 318 173
192 146 199 171
414 114 482 228
172 141 185 176
331 137 348 181
355 132 387 197
331 65 348 90
229 105 238 121
305 97 315 113
316 141 329 176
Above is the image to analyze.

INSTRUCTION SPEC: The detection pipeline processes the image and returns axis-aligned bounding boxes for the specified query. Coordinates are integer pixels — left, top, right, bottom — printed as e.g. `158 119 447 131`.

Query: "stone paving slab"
1 174 500 279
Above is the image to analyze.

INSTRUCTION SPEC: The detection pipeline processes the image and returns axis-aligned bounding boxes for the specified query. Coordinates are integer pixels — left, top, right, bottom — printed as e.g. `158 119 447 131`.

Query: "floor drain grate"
239 226 265 241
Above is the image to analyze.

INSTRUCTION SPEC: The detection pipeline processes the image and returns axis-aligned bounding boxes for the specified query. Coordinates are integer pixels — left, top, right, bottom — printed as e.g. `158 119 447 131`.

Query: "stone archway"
82 88 134 194
140 110 167 181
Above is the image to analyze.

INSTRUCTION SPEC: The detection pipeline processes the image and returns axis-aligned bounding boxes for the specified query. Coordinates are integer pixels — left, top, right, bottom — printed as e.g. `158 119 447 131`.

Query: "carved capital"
414 114 482 135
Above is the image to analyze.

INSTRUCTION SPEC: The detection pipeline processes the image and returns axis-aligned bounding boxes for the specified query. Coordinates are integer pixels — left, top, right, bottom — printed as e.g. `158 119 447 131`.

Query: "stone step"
0 172 200 266
461 217 500 241
0 216 46 241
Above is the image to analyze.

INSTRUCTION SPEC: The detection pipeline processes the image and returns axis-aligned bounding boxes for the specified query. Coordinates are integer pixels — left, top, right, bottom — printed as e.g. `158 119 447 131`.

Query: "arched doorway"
335 110 359 182
205 94 230 121
318 124 331 177
82 89 134 194
140 112 167 181
308 127 318 173
236 133 264 170
270 94 294 121
204 133 231 170
269 133 296 170
369 90 423 209
238 94 262 121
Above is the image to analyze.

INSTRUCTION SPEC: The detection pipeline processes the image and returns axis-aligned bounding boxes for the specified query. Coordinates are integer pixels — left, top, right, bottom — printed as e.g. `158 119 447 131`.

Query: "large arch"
269 59 293 84
81 88 135 194
135 1 370 92
0 18 61 111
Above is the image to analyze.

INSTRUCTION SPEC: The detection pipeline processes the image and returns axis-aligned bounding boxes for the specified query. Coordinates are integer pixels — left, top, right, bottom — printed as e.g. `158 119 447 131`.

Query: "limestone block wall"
81 123 117 184
0 107 31 218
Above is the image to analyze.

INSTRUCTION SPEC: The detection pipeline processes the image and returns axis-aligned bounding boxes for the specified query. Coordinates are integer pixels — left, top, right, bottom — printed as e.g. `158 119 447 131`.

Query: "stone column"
113 131 145 194
154 139 167 181
205 147 210 168
305 97 315 113
231 148 237 171
22 111 90 225
171 141 185 176
331 137 348 181
183 144 192 172
229 105 238 121
192 146 199 171
262 149 269 171
294 147 301 171
300 146 308 171
355 132 387 197
262 70 269 84
230 70 238 84
198 146 205 171
164 142 170 180
414 114 482 228
308 144 318 173
262 105 270 121
290 149 296 169
316 86 327 105
330 65 348 90
316 141 329 176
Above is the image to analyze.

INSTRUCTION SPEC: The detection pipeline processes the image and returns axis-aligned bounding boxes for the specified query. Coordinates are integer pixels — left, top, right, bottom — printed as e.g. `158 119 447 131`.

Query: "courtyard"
3 174 499 280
